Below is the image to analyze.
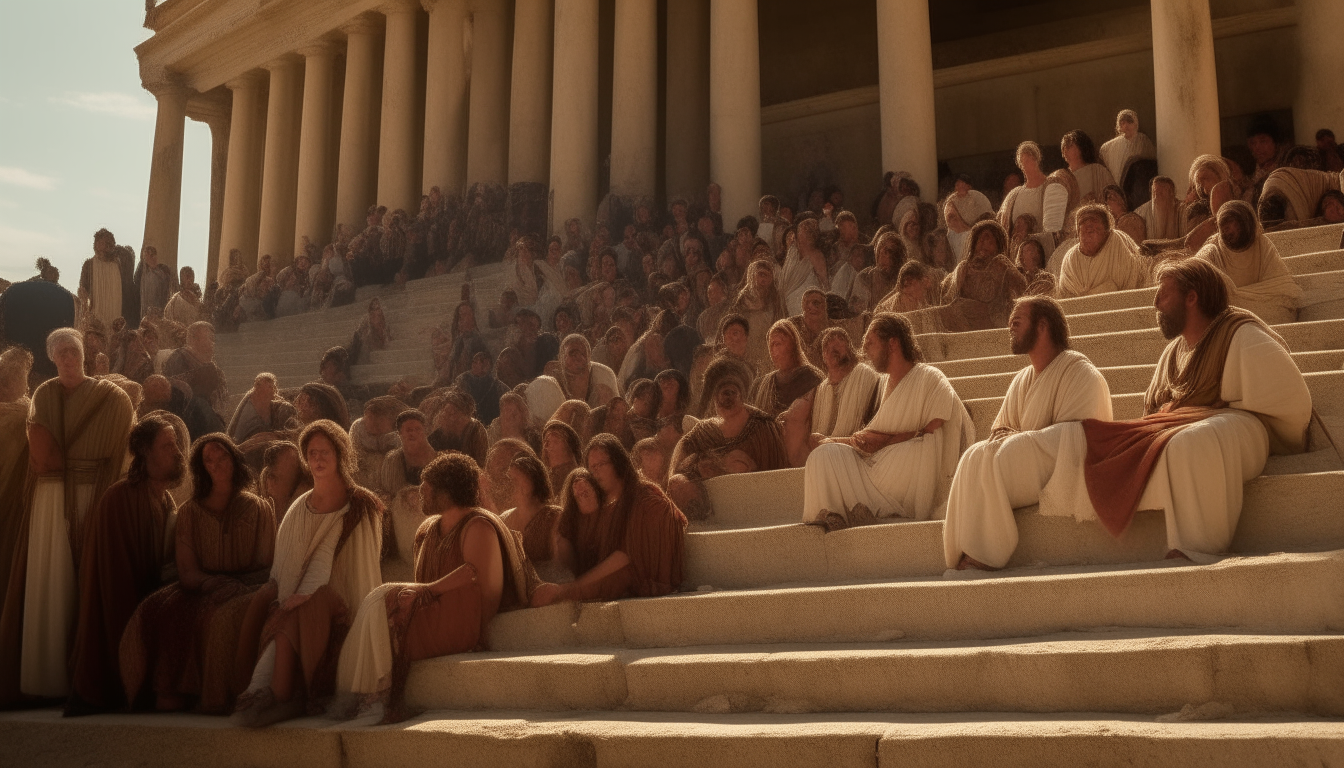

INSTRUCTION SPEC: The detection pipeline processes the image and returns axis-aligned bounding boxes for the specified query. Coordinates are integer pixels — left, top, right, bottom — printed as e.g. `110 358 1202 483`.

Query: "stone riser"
405 632 1344 717
689 472 1344 589
4 710 1342 768
486 551 1344 653
1261 223 1344 257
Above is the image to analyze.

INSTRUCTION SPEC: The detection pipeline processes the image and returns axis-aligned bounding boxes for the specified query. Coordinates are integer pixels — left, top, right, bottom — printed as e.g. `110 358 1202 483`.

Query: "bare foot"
956 554 999 571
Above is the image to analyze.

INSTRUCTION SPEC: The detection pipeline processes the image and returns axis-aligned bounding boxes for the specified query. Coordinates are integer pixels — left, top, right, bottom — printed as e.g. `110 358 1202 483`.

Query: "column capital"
381 0 421 16
225 71 267 91
141 68 191 101
262 53 304 73
297 38 342 58
340 12 384 36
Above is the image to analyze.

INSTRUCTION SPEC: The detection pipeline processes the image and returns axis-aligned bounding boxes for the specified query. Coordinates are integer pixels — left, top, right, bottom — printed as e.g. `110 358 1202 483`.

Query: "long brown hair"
189 433 255 501
299 419 358 489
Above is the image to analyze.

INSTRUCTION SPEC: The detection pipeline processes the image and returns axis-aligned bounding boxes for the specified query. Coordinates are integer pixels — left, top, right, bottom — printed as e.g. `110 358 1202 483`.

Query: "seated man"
507 309 560 382
227 373 298 447
350 396 405 489
1195 200 1301 324
454 352 509 426
667 357 788 519
941 297 1113 568
163 321 228 439
945 259 1312 571
783 327 881 467
787 288 836 369
1256 166 1344 230
541 334 619 408
427 389 489 466
802 314 974 529
1057 204 1149 298
748 319 822 418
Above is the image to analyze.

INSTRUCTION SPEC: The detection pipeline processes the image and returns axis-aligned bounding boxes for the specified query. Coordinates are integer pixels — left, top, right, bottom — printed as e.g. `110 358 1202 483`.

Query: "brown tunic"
749 365 823 417
559 481 686 602
676 406 789 482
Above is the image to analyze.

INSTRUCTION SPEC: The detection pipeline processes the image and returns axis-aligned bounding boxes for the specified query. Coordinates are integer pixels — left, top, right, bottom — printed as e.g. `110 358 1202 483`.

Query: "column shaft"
1150 0 1221 180
508 0 553 186
206 116 230 281
875 0 938 205
294 44 339 255
378 1 423 214
609 0 658 200
709 0 761 225
1294 0 1344 144
423 0 471 193
218 74 267 277
257 57 304 266
336 16 383 233
665 0 709 203
141 84 190 271
468 0 512 185
549 0 600 231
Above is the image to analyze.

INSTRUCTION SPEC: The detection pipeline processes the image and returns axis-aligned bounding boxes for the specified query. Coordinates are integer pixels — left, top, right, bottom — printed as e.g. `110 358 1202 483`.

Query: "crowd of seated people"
0 108 1334 727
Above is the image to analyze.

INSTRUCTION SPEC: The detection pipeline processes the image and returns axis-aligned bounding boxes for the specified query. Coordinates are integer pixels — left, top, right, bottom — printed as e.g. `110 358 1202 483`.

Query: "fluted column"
205 114 230 281
610 0 658 200
294 42 339 255
468 0 512 185
549 0 599 232
1151 0 1221 180
508 0 553 186
709 0 761 226
141 82 190 271
422 0 471 193
218 73 267 277
1294 0 1344 145
876 0 938 205
257 55 304 267
378 0 423 213
336 15 384 233
665 0 709 203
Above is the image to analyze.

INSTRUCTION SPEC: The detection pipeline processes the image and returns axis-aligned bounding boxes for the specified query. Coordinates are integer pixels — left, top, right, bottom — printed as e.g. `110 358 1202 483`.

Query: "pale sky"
0 2 212 288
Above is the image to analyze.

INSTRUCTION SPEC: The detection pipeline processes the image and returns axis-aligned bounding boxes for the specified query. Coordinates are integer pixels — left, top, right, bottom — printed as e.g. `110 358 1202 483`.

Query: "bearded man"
946 259 1312 571
1057 204 1149 298
1196 200 1301 324
78 229 137 327
942 297 1113 568
65 415 184 714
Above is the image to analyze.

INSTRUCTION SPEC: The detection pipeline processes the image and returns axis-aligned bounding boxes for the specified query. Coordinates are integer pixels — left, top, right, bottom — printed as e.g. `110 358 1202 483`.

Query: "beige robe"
810 363 881 438
1071 163 1116 203
1099 133 1157 186
941 351 1113 569
802 364 974 522
1057 231 1149 298
1196 233 1301 325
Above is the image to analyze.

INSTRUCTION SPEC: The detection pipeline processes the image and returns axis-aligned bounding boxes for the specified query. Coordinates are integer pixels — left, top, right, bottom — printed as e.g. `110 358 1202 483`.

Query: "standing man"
78 229 136 327
134 245 178 321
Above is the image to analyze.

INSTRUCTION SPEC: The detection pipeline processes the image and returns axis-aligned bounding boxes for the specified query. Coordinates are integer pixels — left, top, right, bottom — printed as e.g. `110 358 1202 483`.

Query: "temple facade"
134 0 1343 277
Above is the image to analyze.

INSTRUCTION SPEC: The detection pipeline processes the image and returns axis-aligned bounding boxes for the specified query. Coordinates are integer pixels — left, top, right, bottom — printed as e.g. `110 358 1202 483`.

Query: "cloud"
0 224 64 256
0 167 58 191
50 91 155 121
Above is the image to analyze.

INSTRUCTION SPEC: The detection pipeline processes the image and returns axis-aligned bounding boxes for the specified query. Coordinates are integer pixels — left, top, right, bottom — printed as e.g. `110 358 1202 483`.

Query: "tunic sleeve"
1222 324 1312 454
1055 360 1114 423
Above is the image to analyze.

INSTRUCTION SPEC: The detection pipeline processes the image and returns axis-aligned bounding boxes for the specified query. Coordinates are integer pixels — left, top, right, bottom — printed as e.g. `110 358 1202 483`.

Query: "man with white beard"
941 296 1112 569
945 259 1311 571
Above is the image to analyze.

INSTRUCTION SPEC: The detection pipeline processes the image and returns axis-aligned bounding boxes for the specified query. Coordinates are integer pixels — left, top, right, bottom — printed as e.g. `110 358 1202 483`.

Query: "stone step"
932 317 1344 377
487 550 1344 652
689 471 1344 588
5 709 1342 768
1264 222 1344 257
405 630 1344 717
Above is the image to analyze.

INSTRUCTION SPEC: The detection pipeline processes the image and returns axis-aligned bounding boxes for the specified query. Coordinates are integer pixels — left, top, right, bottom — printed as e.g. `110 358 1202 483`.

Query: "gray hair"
46 328 84 360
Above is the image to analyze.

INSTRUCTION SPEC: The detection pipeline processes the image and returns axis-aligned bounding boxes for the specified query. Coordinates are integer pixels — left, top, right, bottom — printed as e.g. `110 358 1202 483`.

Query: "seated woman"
782 327 881 467
232 421 383 727
501 454 571 583
260 441 311 526
590 396 635 450
749 319 823 418
729 260 787 372
667 357 788 519
486 392 541 454
540 420 583 502
1195 199 1302 324
541 334 620 408
1015 239 1056 297
121 434 274 714
531 435 687 606
426 389 488 467
336 454 536 724
712 313 758 383
631 437 672 488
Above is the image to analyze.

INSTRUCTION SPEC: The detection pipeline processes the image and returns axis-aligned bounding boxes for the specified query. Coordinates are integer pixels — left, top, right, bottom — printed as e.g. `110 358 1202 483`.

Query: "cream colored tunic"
1057 231 1149 298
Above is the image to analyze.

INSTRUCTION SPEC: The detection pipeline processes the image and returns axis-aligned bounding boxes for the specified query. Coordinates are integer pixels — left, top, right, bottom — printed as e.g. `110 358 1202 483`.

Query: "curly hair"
421 453 482 509
189 433 255 501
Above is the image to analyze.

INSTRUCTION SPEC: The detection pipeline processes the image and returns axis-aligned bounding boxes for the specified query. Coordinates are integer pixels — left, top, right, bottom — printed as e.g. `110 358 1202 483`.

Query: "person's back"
0 280 75 381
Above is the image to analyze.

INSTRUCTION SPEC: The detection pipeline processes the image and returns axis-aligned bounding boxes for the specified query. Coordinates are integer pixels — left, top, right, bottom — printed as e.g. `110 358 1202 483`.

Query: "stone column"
468 0 512 186
257 55 304 267
709 0 761 226
422 0 471 193
218 73 266 277
876 0 938 203
1294 0 1344 144
508 0 553 187
336 15 384 234
141 82 190 271
378 0 423 214
665 0 709 203
549 0 600 232
1150 0 1221 180
205 114 230 281
609 0 658 201
294 42 339 257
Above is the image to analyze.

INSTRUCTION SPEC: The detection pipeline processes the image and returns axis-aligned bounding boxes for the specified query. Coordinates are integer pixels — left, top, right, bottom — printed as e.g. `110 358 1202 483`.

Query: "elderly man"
79 229 137 327
4 329 135 700
1196 200 1302 324
164 321 228 439
542 334 620 408
1057 204 1149 298
667 357 788 520
947 260 1312 571
942 297 1113 568
802 314 974 530
65 415 183 715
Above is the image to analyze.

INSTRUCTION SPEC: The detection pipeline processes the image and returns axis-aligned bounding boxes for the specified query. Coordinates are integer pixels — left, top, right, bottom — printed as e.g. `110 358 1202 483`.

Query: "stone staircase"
4 223 1344 766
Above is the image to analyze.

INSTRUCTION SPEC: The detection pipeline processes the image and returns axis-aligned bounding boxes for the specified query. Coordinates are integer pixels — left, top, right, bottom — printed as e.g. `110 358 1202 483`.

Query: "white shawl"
1196 232 1301 324
1057 230 1148 298
811 363 881 438
991 351 1114 434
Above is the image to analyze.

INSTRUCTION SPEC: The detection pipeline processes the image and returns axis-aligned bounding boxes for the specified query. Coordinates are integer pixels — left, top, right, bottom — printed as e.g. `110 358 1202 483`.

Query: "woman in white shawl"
780 218 828 316
1057 204 1150 299
802 314 974 529
1061 129 1116 204
1099 110 1157 187
1196 200 1301 324
998 141 1049 235
232 420 383 727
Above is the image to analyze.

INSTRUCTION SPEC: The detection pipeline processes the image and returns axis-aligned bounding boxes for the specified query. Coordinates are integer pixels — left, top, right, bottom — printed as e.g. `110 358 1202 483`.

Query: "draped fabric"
1257 167 1343 224
749 365 823 418
997 184 1045 233
1099 133 1157 186
810 363 881 438
1057 231 1149 298
676 406 788 482
557 481 686 602
1195 207 1301 324
780 247 824 317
